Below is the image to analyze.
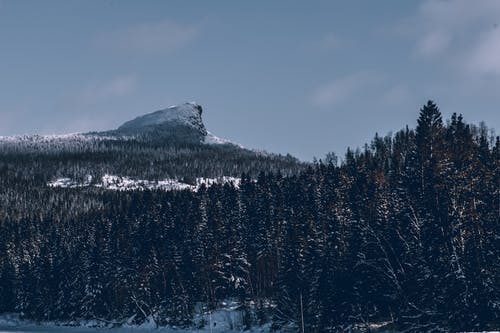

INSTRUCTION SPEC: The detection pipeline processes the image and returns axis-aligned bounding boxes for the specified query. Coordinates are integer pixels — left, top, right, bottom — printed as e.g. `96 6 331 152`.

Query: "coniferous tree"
0 100 498 331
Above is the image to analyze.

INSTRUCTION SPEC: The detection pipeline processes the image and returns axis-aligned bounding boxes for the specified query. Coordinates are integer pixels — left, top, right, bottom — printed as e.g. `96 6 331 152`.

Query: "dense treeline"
0 101 498 332
0 130 304 183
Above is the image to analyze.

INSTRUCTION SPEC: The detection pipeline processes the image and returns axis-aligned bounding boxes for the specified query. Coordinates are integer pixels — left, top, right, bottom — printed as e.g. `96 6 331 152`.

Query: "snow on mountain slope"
204 131 245 148
112 102 246 148
118 102 207 135
48 175 241 191
0 133 91 143
0 133 127 150
0 102 242 148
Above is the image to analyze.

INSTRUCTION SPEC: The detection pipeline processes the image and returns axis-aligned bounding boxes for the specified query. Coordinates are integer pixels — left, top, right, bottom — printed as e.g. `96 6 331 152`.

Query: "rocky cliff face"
116 102 207 138
0 102 243 150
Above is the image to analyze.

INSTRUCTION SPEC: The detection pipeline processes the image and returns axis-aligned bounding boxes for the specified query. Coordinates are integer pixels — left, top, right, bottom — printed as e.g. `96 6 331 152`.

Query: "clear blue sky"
1 0 499 160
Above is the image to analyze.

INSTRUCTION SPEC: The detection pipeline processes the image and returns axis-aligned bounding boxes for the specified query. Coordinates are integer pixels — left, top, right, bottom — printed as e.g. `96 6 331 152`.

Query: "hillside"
0 101 498 332
0 103 305 189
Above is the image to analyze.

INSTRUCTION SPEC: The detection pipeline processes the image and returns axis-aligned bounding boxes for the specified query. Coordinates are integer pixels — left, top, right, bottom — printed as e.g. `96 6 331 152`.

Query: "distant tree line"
0 101 498 332
0 129 304 183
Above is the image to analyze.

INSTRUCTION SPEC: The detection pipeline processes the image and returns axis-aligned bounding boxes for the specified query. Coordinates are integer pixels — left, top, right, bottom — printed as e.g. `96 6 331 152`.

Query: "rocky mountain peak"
117 102 207 136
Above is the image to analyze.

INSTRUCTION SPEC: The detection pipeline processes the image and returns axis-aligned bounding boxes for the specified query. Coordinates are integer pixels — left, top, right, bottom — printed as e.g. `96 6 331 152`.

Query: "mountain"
112 102 240 146
0 102 305 189
117 102 207 136
1 101 498 332
0 102 226 146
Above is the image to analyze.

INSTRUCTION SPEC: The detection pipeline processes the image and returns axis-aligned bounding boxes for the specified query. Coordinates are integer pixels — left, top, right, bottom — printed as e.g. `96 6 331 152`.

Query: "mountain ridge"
116 102 207 137
0 102 241 148
0 102 306 183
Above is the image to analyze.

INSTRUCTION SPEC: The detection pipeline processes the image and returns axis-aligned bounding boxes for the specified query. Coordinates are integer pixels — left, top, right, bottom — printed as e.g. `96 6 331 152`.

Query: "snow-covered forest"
0 101 499 332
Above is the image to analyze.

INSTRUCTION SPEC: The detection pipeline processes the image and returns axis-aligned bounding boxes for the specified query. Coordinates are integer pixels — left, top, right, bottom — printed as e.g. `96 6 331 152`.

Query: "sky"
1 0 499 161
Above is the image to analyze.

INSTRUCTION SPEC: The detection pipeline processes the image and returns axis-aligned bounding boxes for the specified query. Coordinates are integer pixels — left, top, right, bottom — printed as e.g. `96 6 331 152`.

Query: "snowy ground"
0 321 271 333
2 314 498 333
0 308 271 333
0 326 271 333
48 175 241 191
0 327 268 333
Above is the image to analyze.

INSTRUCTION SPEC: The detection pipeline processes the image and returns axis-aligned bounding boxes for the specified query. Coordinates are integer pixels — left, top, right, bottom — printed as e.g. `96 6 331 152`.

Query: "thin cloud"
78 76 137 105
97 20 199 55
412 0 500 76
467 28 500 75
48 76 139 134
416 30 451 57
0 107 30 135
54 76 137 114
322 33 340 49
381 84 412 107
311 72 379 107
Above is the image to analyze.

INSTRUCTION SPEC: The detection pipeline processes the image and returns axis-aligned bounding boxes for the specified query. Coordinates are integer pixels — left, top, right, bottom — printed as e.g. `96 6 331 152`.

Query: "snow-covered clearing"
1 313 497 333
0 312 272 333
47 175 241 191
0 326 269 333
0 326 271 333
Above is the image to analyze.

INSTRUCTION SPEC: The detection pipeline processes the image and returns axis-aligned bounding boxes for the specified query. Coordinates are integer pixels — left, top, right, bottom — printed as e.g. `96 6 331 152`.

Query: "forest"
0 101 498 332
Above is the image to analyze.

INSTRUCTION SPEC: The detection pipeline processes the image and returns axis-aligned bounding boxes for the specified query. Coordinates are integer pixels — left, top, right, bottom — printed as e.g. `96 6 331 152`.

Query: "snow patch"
97 175 194 191
196 176 241 189
204 131 244 148
0 302 275 332
0 133 87 143
0 133 125 147
48 175 240 192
